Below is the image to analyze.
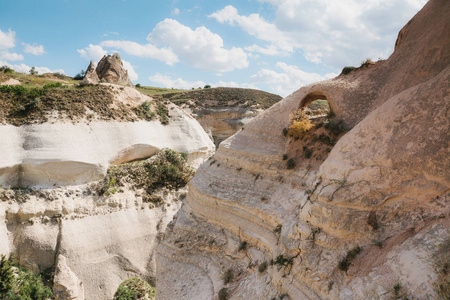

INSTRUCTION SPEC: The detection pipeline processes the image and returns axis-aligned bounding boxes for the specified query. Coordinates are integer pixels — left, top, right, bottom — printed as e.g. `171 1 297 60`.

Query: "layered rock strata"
0 82 214 299
156 0 450 299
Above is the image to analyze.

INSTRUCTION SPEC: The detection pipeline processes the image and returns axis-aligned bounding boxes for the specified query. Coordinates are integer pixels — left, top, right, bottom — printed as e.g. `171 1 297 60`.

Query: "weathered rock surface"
81 61 99 85
96 53 133 86
156 0 450 299
81 53 132 86
159 87 282 147
0 80 214 299
0 85 214 188
53 255 85 300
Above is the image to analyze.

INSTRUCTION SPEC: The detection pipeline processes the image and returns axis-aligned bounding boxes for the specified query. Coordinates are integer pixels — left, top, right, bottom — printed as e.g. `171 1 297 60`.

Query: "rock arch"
298 91 337 117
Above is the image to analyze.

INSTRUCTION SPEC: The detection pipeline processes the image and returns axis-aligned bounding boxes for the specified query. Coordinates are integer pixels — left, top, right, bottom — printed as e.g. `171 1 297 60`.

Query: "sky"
0 0 427 97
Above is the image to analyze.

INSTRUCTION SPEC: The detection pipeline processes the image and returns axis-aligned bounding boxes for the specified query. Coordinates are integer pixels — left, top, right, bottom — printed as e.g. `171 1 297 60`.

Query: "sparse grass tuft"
258 261 268 273
286 158 296 170
218 288 228 300
238 241 248 252
338 246 361 272
222 269 233 284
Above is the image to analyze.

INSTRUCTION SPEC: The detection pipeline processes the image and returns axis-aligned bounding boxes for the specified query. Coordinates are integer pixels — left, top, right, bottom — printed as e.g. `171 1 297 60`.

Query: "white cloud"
210 1 426 68
149 73 206 90
0 29 15 50
0 52 24 61
251 62 337 96
122 59 138 81
244 44 287 56
147 19 248 72
77 44 107 62
100 40 178 65
172 8 180 15
209 5 293 52
23 43 46 55
149 73 257 90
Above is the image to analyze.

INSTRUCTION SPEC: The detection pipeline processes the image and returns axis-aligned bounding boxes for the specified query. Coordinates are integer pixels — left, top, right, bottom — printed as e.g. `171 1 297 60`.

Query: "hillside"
0 58 216 300
153 87 283 146
156 1 450 299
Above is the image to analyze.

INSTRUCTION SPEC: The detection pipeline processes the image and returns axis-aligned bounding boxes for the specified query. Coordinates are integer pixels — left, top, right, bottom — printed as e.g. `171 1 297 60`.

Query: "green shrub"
286 158 296 170
113 277 155 300
218 288 228 300
222 269 233 284
73 70 85 80
135 83 141 88
338 246 361 271
0 255 14 297
273 224 282 233
304 147 313 159
340 66 356 75
0 255 53 300
324 119 347 135
99 149 194 199
258 261 268 273
238 241 248 252
204 85 211 89
270 255 293 267
0 65 13 74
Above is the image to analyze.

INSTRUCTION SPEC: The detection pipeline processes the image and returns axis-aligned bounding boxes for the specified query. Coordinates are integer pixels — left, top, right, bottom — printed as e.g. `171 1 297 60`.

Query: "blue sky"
0 0 426 96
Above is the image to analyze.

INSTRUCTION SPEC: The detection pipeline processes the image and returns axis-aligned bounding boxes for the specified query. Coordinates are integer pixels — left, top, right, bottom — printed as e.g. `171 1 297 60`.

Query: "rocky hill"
0 58 215 299
156 0 450 299
152 87 282 147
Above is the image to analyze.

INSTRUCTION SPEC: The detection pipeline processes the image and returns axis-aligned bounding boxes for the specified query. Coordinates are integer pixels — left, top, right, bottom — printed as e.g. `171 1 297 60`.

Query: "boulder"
96 53 133 86
81 61 99 85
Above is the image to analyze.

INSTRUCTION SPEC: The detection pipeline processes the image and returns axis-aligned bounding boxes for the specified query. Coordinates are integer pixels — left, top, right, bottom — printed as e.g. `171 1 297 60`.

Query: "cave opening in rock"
299 92 331 118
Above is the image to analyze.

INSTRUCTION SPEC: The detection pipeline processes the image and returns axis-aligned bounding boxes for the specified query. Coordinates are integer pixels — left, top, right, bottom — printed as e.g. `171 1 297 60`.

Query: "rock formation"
96 53 133 86
156 0 450 299
0 78 214 299
82 53 133 86
81 61 99 84
159 87 282 147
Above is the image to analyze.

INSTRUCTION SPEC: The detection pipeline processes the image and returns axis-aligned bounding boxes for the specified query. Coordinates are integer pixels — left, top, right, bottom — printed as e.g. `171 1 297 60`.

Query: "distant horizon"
0 0 427 96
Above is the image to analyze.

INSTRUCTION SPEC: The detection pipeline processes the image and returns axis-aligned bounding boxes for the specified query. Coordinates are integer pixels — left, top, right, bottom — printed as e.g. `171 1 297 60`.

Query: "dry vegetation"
156 87 282 109
0 70 170 126
283 100 348 169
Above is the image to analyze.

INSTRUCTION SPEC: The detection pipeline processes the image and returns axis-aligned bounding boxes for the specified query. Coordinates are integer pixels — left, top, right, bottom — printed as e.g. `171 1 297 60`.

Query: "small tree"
29 67 38 75
74 70 85 80
204 84 211 89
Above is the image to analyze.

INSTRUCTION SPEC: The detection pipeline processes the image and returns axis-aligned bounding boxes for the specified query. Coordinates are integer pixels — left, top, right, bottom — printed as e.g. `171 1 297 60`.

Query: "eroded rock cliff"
156 0 450 299
0 71 214 299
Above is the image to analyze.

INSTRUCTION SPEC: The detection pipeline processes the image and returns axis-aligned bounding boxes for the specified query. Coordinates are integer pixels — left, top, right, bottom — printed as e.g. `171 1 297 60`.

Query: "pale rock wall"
156 0 450 299
1 184 187 300
0 105 214 188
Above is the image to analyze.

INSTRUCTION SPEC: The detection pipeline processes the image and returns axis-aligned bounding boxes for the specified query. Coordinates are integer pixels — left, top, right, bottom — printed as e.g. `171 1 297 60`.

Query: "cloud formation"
251 62 336 96
23 43 46 55
122 59 138 81
0 52 24 61
147 19 249 72
0 29 15 50
100 40 178 65
0 60 64 75
77 44 107 62
149 73 256 90
210 1 426 68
